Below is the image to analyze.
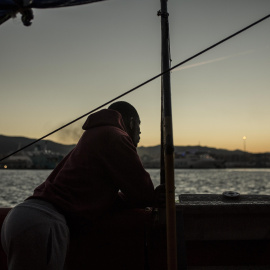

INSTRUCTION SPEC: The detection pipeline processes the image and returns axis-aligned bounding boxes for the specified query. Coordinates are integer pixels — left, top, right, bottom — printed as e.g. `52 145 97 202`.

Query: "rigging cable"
1 13 270 163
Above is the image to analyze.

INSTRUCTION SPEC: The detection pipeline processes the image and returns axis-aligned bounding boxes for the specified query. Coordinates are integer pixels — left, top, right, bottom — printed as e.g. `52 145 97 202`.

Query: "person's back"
1 101 155 270
29 108 154 228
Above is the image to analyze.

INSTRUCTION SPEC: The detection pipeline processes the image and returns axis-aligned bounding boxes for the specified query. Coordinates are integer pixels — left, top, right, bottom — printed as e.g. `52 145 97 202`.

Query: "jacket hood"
82 109 128 132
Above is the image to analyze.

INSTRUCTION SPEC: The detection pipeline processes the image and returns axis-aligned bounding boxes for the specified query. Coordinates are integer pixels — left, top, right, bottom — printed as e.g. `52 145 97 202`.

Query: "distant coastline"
1 135 270 169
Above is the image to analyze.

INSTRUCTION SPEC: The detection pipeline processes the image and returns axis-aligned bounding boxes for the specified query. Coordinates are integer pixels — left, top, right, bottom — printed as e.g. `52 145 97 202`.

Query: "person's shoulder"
85 125 130 144
108 126 131 144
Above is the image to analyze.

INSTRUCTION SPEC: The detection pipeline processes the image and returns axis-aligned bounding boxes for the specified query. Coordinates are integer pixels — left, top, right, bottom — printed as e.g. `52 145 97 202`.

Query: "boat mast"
159 0 177 269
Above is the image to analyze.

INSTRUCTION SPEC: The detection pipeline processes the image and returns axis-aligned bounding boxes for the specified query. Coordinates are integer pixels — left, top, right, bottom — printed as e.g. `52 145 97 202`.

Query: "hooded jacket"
28 109 154 226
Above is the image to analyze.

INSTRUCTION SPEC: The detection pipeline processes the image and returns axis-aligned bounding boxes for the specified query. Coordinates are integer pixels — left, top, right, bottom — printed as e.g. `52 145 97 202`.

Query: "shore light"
243 136 247 152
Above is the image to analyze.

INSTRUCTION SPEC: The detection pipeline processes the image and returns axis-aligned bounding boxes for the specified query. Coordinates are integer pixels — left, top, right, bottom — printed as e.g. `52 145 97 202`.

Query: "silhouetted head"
108 101 141 147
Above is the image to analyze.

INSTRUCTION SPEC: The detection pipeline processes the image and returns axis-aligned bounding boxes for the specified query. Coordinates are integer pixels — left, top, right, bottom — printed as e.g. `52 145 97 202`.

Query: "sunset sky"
1 0 270 153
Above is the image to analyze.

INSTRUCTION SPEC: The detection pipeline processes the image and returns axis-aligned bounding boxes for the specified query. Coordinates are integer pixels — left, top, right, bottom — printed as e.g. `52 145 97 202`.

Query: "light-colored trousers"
1 199 69 270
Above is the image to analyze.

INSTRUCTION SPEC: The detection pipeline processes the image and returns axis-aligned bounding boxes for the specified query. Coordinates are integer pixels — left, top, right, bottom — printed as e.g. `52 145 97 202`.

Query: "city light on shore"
243 136 247 152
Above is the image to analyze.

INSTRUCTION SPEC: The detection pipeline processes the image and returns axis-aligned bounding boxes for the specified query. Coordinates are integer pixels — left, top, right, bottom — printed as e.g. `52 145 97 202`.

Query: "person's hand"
154 184 166 208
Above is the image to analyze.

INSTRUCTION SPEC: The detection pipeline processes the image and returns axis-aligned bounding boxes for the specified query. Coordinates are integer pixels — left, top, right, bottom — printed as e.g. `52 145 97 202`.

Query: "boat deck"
1 194 270 269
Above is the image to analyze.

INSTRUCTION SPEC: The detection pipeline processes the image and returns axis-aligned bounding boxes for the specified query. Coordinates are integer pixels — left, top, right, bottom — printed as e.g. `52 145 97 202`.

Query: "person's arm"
103 132 154 208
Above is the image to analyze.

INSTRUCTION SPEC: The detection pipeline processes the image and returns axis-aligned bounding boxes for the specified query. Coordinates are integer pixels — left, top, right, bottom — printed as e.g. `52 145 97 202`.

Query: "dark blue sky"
1 0 270 152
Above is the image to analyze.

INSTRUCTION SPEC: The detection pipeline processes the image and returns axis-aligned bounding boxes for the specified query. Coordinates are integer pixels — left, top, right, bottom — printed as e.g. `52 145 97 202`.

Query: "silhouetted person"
1 101 155 270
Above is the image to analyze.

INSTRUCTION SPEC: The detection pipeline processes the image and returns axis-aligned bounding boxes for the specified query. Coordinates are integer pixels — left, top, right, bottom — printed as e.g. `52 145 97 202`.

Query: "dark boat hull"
1 194 270 269
180 194 270 269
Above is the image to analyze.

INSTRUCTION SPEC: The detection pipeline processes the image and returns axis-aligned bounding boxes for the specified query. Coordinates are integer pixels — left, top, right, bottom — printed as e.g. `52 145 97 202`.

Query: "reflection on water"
0 170 51 207
1 168 270 207
147 169 270 198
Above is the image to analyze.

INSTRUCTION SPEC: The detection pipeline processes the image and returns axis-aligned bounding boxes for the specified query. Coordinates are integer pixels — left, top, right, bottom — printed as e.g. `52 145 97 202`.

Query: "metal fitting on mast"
157 10 169 18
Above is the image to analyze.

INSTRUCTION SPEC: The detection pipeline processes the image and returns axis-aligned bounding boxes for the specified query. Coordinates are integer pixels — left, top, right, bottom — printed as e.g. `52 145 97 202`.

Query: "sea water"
1 168 270 207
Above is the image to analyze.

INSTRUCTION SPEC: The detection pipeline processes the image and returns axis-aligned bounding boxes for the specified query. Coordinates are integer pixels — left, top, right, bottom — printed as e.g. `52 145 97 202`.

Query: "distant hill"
0 135 75 157
1 135 270 169
0 134 248 159
137 145 246 160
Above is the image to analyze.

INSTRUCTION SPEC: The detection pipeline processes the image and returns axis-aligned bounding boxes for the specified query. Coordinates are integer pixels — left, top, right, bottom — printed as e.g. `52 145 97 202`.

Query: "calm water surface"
1 168 270 207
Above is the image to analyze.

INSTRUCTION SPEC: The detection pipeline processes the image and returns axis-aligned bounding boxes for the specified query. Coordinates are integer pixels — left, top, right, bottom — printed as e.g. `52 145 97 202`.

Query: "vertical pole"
160 72 165 185
159 0 177 269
